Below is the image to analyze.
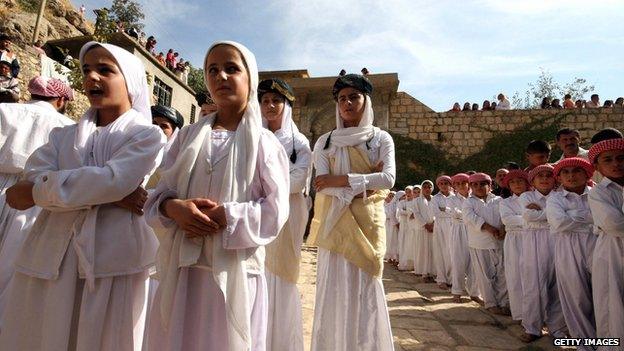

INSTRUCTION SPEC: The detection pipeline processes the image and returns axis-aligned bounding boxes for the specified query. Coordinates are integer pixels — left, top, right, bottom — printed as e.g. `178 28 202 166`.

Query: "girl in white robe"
398 186 415 271
259 78 312 351
2 42 166 351
384 191 399 263
393 190 406 265
144 41 289 351
309 73 395 351
413 180 436 281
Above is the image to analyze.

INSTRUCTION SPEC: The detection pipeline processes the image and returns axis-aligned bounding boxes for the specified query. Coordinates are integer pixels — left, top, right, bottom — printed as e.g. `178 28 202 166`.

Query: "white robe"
266 127 311 351
588 177 624 342
396 199 413 270
413 196 435 276
310 129 395 351
447 193 477 296
499 194 524 320
547 187 597 346
430 192 453 284
0 101 74 321
384 199 399 261
144 128 290 351
462 193 507 309
518 190 566 337
0 114 164 350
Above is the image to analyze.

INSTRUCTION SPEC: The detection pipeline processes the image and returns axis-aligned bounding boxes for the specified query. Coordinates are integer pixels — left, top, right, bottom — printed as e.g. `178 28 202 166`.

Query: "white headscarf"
73 41 157 290
262 103 298 155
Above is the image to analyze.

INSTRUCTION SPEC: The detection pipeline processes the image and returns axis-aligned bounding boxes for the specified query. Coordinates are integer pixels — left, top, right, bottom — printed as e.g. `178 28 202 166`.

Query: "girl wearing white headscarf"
258 78 311 351
397 186 415 271
308 74 396 350
143 42 289 351
383 191 399 263
1 42 166 350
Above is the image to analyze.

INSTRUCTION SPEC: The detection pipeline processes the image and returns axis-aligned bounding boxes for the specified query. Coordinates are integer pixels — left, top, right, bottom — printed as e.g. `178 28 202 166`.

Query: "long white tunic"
447 193 477 296
546 187 597 346
0 100 74 323
462 194 507 309
0 118 164 350
429 192 453 284
499 194 524 321
518 190 566 337
311 129 395 351
413 196 435 276
145 128 290 351
384 199 399 261
397 199 414 270
588 177 624 342
266 128 311 351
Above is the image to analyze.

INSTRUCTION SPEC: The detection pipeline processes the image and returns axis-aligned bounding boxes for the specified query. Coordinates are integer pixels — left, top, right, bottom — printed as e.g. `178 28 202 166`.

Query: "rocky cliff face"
0 0 94 119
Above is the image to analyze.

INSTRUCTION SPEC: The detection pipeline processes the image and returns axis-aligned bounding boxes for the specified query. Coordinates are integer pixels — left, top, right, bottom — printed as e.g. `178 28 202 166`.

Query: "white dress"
0 114 164 351
144 128 290 351
0 101 74 322
588 177 624 342
413 196 435 276
447 193 477 296
499 194 525 320
397 199 414 270
384 200 399 261
430 192 453 284
265 129 311 351
310 129 395 351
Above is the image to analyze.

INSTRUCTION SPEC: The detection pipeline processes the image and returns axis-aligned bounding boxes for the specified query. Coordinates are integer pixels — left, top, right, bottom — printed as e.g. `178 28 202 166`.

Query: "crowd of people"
140 34 190 84
384 126 624 346
0 38 623 351
451 92 624 112
450 93 511 112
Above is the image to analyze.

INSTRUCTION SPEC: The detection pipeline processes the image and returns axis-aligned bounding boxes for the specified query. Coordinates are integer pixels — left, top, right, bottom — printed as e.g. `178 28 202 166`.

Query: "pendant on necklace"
206 160 213 174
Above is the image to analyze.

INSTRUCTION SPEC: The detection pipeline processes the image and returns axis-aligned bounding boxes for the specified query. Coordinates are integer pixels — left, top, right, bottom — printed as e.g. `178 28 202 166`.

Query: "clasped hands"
482 222 506 240
313 161 384 193
161 197 225 238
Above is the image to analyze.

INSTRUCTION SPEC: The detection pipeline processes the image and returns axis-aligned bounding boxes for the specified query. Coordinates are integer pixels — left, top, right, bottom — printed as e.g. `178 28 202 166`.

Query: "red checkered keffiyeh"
436 175 452 185
451 173 469 183
27 76 74 100
502 169 529 188
468 172 492 184
588 138 624 164
528 164 554 183
554 157 594 178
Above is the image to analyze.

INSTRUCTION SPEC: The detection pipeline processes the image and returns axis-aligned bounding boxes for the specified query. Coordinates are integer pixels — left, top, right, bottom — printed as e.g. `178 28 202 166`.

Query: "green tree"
110 0 145 31
187 65 206 94
511 68 595 109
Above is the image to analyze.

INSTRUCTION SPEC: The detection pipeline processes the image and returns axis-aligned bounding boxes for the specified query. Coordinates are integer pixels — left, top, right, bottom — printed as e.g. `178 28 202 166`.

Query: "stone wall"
388 94 624 161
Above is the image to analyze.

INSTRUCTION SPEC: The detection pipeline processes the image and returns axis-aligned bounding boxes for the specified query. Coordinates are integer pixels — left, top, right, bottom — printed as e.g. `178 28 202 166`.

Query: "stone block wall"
388 93 624 161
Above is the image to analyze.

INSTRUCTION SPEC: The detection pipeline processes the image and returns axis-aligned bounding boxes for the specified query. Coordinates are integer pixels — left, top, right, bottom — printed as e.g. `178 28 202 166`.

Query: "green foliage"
187 65 206 93
55 59 84 93
16 0 38 13
110 0 145 31
512 68 595 109
391 114 567 189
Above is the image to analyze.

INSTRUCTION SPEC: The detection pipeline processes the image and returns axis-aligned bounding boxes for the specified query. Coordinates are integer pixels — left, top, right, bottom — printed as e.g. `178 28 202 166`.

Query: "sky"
71 0 623 111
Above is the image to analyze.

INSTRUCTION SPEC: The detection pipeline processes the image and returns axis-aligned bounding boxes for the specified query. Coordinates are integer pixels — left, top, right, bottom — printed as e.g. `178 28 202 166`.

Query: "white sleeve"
462 199 485 230
589 187 624 237
519 193 547 222
28 127 165 210
289 135 312 194
499 200 524 228
347 131 396 194
546 195 592 233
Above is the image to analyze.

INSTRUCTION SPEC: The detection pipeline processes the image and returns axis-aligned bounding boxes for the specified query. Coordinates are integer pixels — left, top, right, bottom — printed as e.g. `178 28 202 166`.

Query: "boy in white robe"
144 42 290 351
397 186 415 271
413 180 435 282
499 169 529 321
430 175 454 289
518 164 566 342
0 76 74 323
259 78 312 351
448 173 479 303
587 138 624 343
547 157 597 349
462 173 509 315
2 42 166 351
309 73 395 351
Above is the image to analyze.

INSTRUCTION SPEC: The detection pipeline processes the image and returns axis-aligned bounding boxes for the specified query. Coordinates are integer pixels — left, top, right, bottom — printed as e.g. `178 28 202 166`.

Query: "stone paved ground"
298 246 572 351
